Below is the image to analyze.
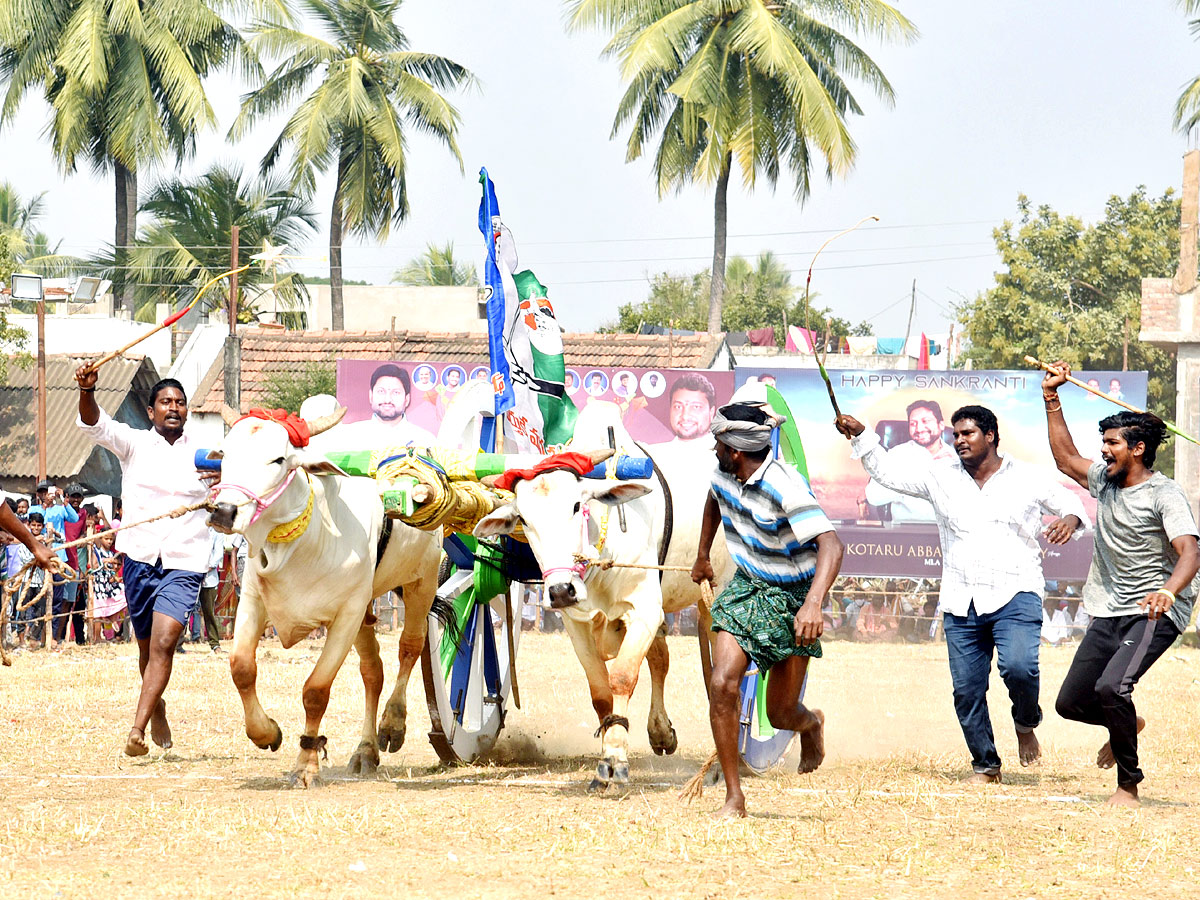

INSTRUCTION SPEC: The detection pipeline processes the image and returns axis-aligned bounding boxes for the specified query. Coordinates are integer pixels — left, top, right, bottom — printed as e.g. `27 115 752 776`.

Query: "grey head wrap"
711 402 786 451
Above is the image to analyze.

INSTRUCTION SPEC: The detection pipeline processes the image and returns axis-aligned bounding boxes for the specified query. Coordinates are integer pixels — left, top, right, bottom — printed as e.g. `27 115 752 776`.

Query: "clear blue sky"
7 1 1200 339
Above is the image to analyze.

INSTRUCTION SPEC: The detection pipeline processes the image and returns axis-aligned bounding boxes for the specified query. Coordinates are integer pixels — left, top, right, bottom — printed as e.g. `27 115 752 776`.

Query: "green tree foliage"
0 0 249 311
392 241 478 286
119 163 317 323
607 251 862 344
232 0 474 330
260 362 338 414
565 0 917 333
959 189 1181 470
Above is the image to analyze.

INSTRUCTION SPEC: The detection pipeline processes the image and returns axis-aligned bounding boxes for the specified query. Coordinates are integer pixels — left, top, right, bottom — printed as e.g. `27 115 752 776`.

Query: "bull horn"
305 405 348 436
221 404 241 428
583 448 615 466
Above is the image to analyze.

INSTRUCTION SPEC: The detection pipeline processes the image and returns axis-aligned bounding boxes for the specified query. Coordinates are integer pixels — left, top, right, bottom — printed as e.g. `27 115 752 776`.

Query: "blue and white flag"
476 168 576 454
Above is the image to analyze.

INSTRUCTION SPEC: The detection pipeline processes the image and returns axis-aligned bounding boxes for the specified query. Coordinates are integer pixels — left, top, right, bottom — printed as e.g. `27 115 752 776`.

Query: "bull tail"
429 593 462 648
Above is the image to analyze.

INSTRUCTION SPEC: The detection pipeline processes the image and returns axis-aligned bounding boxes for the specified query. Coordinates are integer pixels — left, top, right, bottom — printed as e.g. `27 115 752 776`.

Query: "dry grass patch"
0 635 1198 898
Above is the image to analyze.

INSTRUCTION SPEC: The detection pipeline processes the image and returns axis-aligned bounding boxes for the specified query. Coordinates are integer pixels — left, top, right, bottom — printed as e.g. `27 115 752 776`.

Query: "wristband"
80 387 95 393
1152 588 1175 602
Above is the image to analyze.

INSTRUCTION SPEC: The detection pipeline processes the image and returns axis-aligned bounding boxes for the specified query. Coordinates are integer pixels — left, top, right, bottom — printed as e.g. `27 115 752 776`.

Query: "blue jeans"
942 591 1043 774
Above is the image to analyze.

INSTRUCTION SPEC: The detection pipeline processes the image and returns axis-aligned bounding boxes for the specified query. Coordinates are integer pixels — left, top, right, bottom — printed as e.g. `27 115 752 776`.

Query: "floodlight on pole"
10 273 44 301
71 276 106 303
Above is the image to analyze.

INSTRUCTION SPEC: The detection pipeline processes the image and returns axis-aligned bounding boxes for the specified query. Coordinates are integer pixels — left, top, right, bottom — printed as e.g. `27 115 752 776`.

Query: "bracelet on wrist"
79 387 95 393
1153 587 1176 602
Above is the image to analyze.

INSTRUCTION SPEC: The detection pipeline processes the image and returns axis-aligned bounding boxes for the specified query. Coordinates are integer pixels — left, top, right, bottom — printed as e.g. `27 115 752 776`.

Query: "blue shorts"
123 558 203 640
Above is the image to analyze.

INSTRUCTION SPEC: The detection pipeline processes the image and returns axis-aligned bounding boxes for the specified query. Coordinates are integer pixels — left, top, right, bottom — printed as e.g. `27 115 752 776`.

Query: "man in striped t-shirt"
692 402 844 818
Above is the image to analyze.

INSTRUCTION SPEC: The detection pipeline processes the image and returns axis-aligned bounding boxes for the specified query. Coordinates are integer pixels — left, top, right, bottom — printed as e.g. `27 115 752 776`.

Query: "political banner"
336 360 735 455
734 367 1150 579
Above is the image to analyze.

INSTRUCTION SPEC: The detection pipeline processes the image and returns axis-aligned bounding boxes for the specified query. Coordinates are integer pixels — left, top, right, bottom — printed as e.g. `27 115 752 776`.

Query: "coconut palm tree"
392 241 478 286
0 0 250 310
121 163 317 323
1175 2 1200 131
565 0 917 332
232 0 475 330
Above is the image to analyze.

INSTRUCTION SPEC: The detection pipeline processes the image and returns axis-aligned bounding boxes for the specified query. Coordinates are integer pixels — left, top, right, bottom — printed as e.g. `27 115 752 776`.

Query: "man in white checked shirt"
836 405 1088 783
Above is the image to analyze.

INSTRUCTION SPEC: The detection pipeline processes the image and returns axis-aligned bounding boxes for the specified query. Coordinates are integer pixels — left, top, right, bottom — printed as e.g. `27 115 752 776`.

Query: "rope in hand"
0 499 213 667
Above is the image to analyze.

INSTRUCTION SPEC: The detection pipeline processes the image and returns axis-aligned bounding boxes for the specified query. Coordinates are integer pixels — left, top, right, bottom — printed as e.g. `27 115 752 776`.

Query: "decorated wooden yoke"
195 445 655 536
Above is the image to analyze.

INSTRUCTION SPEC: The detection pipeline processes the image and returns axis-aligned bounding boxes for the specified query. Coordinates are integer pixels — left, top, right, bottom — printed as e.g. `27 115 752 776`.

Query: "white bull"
475 402 732 787
209 408 443 787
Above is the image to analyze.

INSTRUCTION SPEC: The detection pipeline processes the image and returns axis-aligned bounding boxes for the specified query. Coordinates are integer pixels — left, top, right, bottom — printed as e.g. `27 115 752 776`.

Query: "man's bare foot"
713 795 747 818
1106 785 1140 808
149 699 172 750
964 772 1002 785
798 709 825 774
1097 717 1145 768
1017 729 1041 766
125 728 149 757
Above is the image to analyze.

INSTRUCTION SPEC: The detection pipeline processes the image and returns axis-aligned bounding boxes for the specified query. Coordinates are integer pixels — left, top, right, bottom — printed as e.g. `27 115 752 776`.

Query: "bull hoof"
587 759 614 792
286 767 320 789
348 742 380 776
651 727 678 756
252 721 283 752
378 703 406 753
377 722 406 754
612 762 630 784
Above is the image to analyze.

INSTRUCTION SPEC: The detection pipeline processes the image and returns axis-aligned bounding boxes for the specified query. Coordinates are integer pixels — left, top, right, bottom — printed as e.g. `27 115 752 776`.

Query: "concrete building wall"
306 285 485 332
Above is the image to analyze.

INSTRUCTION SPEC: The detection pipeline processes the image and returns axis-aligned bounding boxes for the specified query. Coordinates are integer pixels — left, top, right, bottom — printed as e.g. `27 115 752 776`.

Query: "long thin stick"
84 263 253 373
803 216 880 417
1025 355 1200 446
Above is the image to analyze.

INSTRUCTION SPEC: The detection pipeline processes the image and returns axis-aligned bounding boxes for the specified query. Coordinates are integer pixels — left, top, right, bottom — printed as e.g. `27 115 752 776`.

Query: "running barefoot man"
76 366 210 757
1042 362 1199 808
692 402 844 818
836 405 1087 783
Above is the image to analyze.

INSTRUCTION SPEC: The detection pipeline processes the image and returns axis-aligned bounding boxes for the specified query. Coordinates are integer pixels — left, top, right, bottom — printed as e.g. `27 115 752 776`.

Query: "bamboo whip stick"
1025 355 1200 446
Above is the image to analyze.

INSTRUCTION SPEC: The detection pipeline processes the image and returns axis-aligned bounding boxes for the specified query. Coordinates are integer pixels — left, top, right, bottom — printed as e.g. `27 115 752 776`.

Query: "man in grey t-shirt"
1042 362 1200 808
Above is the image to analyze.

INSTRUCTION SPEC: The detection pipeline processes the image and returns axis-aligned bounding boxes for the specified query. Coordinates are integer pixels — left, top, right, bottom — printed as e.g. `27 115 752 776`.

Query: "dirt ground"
1 632 1198 899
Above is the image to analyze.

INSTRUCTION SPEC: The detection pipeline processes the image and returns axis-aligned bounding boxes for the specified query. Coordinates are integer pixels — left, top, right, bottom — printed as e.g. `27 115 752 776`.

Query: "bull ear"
221 404 240 428
302 460 348 477
305 406 347 437
584 481 652 506
474 504 520 538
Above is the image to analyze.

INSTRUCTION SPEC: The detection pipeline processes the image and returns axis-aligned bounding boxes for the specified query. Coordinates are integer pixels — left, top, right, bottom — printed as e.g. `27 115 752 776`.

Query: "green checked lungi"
710 570 822 672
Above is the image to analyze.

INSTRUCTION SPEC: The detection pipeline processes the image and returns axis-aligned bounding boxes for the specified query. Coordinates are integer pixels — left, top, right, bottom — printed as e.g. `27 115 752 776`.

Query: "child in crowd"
13 512 51 649
89 530 127 642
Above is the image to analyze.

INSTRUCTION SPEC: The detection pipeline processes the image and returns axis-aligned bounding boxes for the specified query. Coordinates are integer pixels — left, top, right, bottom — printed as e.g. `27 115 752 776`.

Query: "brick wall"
1140 277 1180 334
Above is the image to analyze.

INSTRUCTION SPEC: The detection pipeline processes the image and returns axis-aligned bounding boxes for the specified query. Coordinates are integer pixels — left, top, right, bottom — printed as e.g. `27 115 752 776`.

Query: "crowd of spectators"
1 480 246 652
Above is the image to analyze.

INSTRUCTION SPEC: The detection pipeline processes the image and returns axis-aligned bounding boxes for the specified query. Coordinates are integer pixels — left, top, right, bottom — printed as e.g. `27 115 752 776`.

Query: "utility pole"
36 295 46 481
223 225 242 422
902 278 916 357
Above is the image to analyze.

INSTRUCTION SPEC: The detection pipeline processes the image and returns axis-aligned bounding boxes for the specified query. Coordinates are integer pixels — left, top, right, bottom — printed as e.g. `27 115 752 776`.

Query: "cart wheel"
422 571 523 764
737 665 808 775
